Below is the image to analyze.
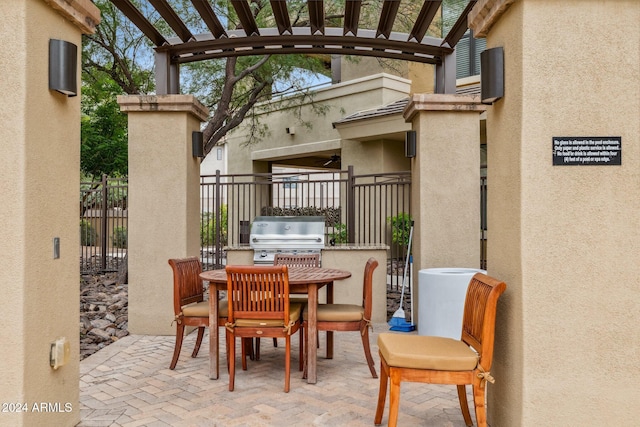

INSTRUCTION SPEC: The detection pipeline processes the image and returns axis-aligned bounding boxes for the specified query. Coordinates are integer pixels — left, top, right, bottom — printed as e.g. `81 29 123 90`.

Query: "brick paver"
79 324 477 426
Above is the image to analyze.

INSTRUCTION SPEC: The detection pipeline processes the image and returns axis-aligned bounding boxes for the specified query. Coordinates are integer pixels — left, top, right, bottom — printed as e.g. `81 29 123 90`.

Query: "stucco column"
469 0 640 425
0 1 99 426
118 95 209 335
404 94 486 286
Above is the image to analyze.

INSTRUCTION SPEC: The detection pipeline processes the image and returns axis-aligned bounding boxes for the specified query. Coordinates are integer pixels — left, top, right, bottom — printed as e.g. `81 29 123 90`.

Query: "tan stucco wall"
405 95 486 333
471 0 640 425
408 62 435 95
407 95 485 273
341 138 410 175
320 247 388 323
226 248 388 323
227 74 411 174
0 1 98 426
340 56 409 82
120 96 208 335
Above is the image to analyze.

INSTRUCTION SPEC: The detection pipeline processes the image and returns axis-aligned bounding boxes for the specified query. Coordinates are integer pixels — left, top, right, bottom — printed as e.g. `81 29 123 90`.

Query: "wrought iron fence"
79 171 488 277
200 166 413 290
481 176 487 270
80 175 128 274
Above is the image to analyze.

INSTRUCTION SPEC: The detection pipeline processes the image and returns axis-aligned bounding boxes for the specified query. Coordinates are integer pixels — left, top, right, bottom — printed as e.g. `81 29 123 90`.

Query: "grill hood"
250 216 325 250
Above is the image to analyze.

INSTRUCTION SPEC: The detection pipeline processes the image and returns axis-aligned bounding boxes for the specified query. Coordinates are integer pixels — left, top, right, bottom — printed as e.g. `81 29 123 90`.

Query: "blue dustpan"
388 316 416 332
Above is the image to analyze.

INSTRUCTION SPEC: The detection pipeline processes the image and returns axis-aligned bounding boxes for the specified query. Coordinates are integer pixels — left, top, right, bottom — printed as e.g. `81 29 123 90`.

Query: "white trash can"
417 268 486 338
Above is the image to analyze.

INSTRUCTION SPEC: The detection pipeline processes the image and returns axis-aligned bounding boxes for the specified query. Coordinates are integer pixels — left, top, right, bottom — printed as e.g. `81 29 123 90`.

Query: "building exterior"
2 1 638 426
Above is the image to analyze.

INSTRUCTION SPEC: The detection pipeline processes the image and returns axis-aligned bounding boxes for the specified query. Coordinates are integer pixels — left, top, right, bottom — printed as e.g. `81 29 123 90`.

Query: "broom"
389 221 415 331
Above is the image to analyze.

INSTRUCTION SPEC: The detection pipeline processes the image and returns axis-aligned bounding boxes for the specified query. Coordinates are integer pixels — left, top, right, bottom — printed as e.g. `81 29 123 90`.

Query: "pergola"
109 0 478 94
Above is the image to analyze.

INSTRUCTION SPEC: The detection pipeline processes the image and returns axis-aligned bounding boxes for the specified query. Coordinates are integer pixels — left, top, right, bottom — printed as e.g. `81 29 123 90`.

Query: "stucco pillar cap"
468 0 516 38
403 93 487 122
117 94 210 122
44 0 101 34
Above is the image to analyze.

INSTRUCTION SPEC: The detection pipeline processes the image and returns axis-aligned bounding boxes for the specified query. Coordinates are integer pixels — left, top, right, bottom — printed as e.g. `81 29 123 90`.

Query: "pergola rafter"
108 0 478 94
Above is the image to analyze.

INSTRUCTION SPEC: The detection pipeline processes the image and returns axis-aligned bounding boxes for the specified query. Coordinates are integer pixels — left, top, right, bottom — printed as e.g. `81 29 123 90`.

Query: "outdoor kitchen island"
225 244 388 323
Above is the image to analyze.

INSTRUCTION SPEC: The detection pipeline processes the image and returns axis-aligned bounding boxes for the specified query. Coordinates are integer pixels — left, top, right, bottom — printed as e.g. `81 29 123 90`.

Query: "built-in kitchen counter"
225 245 388 323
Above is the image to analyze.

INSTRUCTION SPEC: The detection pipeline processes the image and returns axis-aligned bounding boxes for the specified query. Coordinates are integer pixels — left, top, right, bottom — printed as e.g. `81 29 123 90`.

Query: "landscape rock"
80 272 128 360
80 260 410 360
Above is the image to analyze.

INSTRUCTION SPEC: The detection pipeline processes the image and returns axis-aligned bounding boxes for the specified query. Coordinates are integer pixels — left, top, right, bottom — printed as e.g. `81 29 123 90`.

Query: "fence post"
347 165 355 243
214 169 222 269
101 174 108 271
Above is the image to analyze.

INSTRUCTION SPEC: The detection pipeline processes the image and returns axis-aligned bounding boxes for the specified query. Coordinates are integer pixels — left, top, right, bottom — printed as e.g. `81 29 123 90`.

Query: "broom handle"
399 222 414 308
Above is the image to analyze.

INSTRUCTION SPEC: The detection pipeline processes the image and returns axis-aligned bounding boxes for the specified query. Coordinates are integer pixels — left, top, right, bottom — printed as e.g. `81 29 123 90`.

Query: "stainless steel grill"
250 216 325 264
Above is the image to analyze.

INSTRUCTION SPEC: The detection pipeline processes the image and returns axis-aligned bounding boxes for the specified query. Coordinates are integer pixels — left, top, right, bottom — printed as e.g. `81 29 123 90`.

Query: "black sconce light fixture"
192 131 204 158
49 39 77 97
480 46 504 105
405 130 416 158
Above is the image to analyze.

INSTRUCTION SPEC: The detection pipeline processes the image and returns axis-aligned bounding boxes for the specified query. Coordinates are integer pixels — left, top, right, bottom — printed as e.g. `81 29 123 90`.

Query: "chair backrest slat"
168 257 204 315
274 253 320 268
460 273 506 370
226 265 290 323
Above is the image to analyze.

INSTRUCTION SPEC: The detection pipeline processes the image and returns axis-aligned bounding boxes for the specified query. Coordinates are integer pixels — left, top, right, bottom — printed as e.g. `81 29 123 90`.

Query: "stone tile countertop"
225 244 389 250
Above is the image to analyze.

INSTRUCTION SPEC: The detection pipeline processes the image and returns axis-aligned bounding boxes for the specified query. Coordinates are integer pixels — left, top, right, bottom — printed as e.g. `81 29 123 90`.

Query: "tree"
81 0 156 178
81 0 333 163
81 0 457 164
80 75 128 179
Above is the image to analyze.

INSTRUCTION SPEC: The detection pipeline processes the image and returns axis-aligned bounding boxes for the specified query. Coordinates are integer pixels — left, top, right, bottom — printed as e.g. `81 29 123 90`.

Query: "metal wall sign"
552 137 622 166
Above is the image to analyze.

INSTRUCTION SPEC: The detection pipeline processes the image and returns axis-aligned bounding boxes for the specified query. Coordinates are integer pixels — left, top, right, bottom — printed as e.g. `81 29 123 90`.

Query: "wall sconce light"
405 130 416 158
50 337 70 370
286 127 296 135
480 47 504 105
49 39 77 97
192 131 204 158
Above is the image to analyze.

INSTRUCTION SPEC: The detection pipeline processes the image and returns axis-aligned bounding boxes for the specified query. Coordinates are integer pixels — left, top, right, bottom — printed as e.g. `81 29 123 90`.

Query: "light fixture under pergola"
108 0 478 94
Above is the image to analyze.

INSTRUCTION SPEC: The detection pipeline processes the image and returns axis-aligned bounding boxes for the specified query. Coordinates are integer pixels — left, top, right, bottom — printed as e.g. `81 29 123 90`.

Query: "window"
456 31 486 79
442 1 486 80
216 148 223 161
283 176 298 189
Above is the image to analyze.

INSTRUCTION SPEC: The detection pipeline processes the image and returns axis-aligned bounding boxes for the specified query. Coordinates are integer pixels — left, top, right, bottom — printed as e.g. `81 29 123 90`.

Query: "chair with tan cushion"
169 257 254 370
274 253 320 306
168 257 228 370
374 273 507 427
225 264 302 392
303 257 379 378
255 253 321 364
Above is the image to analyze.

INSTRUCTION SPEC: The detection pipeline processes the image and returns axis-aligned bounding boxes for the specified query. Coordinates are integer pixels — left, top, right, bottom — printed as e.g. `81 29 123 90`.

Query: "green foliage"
82 0 155 94
82 0 334 157
387 213 413 248
80 77 128 179
329 223 348 245
112 226 128 249
201 205 228 246
80 220 98 246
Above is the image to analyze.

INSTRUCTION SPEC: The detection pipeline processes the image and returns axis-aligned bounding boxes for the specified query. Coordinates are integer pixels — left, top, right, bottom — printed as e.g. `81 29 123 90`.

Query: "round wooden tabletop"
199 266 351 284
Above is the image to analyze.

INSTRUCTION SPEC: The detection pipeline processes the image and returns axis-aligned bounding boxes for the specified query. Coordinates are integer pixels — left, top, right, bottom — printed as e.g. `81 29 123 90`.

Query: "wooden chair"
303 257 379 379
168 257 224 370
257 253 320 360
274 253 320 268
168 257 252 370
374 273 507 427
225 265 303 392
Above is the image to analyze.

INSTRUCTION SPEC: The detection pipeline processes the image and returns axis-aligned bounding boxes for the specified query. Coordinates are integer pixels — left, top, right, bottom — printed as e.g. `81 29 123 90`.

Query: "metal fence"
480 176 487 270
80 175 128 274
200 166 413 290
79 172 488 277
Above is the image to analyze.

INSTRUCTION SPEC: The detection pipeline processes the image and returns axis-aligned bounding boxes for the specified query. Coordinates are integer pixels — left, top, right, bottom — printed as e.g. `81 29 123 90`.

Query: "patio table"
200 266 351 384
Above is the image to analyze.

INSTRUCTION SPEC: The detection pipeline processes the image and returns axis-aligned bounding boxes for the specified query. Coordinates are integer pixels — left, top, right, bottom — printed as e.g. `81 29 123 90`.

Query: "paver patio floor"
79 323 477 426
